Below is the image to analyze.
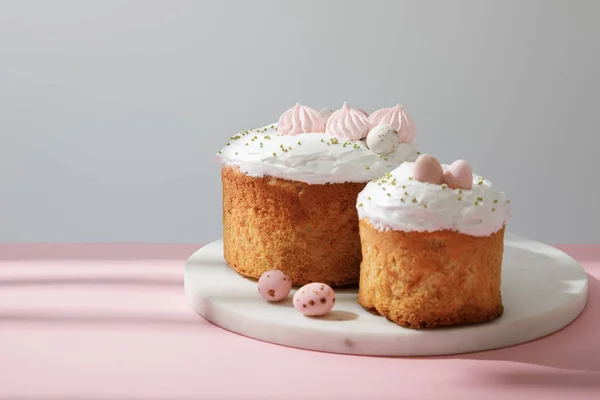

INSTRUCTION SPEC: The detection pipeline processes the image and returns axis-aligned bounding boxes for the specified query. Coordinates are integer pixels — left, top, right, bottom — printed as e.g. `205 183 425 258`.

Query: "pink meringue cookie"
368 104 416 144
325 102 371 140
277 103 325 135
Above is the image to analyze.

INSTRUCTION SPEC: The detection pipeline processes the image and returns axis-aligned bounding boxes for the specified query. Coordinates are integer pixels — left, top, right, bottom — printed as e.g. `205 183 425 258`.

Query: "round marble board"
184 233 588 356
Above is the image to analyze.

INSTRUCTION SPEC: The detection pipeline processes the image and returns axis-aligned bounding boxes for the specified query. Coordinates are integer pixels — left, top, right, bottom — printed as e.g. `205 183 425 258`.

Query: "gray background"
0 0 598 244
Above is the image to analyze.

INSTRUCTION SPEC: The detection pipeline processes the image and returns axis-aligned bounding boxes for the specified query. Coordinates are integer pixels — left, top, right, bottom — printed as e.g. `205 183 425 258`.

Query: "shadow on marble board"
442 274 600 392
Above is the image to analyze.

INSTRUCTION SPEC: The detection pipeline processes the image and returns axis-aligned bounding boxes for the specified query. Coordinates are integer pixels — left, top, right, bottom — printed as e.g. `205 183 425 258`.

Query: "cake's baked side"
222 165 365 286
358 219 505 328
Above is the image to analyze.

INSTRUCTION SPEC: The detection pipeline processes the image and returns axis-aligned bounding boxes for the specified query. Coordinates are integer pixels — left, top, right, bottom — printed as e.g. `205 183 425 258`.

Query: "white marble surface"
184 234 588 356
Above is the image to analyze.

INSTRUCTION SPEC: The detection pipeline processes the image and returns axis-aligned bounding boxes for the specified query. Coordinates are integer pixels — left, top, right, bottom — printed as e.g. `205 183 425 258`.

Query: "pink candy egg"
293 282 335 317
258 270 292 302
444 160 473 190
412 154 444 185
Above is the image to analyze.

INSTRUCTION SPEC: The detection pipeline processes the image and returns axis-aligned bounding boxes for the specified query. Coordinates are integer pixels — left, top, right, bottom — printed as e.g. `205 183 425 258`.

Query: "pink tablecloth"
1 243 599 400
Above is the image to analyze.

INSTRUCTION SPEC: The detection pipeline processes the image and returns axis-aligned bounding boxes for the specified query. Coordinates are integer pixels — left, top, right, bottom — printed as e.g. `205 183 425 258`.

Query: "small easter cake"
217 102 419 286
356 154 511 328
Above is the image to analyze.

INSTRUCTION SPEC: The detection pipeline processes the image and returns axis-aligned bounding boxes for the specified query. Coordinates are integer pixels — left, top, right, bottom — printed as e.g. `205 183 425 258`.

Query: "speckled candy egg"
320 107 334 122
258 270 292 302
293 282 335 316
366 124 399 155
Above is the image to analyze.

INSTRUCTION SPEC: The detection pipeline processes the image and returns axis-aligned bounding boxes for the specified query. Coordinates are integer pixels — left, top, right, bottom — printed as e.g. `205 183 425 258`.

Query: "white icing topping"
216 123 419 184
357 162 511 236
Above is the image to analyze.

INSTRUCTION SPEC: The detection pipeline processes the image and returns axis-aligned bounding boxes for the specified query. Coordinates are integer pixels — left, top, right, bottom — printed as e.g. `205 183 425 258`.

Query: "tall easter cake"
356 154 511 328
217 102 419 286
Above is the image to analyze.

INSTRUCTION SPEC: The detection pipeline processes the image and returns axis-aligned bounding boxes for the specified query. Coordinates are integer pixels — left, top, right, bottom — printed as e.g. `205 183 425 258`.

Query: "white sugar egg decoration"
320 107 334 122
366 124 399 155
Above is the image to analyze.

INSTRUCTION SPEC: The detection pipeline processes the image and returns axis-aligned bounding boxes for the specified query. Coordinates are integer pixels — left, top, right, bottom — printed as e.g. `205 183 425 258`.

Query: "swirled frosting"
277 103 325 135
357 162 511 236
325 102 371 140
368 104 416 144
216 123 419 185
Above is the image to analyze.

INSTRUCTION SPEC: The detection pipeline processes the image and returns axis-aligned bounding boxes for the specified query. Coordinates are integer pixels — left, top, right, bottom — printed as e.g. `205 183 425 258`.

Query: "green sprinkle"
404 191 409 196
400 198 405 203
235 152 238 155
423 204 428 208
297 141 302 145
320 139 325 143
368 196 371 200
272 152 277 156
506 199 511 203
474 200 479 206
364 166 370 170
358 203 363 207
492 208 496 212
387 193 391 197
411 198 417 203
354 144 360 149
402 185 406 189
226 143 230 146
477 196 483 202
245 143 249 146
408 177 413 181
417 151 421 155
441 184 447 190
494 199 498 204
458 189 463 193
457 196 462 201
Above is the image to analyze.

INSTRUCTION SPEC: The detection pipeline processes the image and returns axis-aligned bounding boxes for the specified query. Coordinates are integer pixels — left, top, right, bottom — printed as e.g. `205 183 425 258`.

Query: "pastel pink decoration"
325 102 371 140
368 104 416 144
258 270 292 302
277 103 325 135
443 160 474 190
293 282 335 317
412 154 444 185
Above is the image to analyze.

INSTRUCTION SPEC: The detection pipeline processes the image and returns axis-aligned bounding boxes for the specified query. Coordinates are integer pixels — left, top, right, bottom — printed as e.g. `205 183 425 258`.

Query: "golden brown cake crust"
222 165 365 286
357 219 505 328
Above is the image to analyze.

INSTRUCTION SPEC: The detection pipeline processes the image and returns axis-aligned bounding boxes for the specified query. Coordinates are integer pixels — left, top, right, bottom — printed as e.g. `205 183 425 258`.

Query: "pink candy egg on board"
444 160 473 190
293 282 335 317
258 270 292 302
412 154 444 185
